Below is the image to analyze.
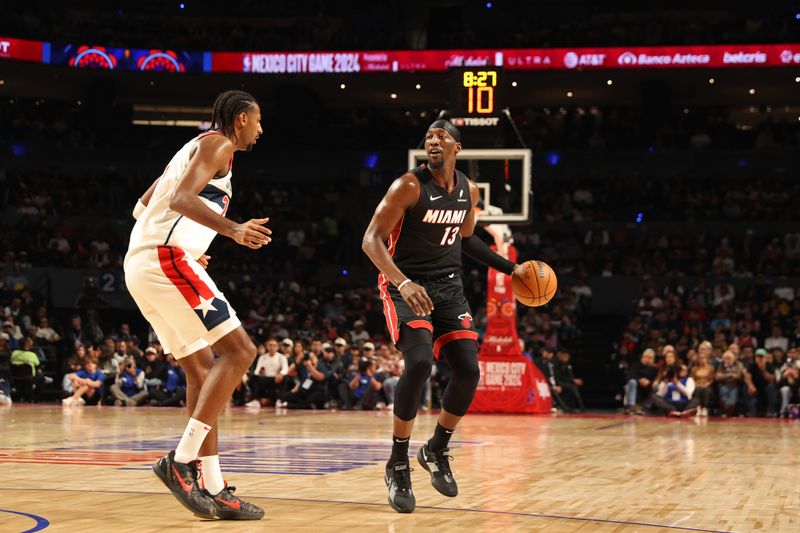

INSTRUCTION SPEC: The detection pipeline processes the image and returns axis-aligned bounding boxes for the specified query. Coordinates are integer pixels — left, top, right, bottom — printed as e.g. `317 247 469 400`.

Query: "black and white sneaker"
385 462 415 513
417 444 458 497
207 484 265 520
152 450 216 519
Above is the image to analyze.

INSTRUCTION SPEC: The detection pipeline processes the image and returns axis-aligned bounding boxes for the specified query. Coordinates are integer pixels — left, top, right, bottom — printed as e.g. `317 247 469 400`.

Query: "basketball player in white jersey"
125 90 269 520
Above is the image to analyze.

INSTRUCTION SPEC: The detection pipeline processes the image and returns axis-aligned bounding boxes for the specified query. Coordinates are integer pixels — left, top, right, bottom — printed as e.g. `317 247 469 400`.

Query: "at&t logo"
564 51 606 69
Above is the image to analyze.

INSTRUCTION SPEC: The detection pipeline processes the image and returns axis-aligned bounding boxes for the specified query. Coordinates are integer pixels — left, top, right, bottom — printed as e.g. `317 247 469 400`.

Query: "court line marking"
0 509 50 533
0 487 734 532
594 420 631 430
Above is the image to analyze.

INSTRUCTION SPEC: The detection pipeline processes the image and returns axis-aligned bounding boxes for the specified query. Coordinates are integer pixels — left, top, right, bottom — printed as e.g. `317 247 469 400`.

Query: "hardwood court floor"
0 406 797 533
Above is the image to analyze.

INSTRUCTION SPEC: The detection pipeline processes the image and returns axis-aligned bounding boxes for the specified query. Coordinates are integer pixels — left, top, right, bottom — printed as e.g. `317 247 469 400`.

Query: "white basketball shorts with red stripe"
124 245 241 358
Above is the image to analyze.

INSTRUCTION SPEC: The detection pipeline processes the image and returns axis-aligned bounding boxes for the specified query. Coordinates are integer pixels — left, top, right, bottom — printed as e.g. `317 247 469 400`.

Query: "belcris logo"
722 51 766 64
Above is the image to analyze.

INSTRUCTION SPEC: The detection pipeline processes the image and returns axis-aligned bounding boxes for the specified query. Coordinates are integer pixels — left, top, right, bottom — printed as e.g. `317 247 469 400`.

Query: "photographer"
110 356 148 406
320 342 346 407
339 357 382 410
285 348 330 409
142 347 166 389
653 364 696 416
149 354 186 407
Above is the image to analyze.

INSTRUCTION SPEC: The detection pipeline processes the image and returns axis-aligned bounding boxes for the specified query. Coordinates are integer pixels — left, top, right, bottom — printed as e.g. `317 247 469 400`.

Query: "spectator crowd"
617 275 800 417
1 4 793 53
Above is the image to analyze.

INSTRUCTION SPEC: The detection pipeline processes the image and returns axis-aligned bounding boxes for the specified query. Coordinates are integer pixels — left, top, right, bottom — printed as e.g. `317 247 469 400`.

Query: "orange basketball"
512 260 557 307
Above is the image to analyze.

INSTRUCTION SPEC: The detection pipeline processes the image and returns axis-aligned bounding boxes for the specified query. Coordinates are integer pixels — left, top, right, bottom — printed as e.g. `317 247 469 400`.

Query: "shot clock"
451 68 502 116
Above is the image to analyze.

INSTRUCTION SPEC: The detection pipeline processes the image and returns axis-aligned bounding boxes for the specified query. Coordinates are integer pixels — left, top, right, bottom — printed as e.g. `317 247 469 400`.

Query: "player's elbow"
168 190 189 213
361 232 374 255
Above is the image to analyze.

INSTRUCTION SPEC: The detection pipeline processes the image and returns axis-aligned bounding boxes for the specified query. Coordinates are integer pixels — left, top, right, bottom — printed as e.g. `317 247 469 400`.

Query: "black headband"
427 119 461 143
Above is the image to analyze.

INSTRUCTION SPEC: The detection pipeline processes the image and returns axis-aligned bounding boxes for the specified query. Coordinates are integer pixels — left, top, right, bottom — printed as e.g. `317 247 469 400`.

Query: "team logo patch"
458 312 473 328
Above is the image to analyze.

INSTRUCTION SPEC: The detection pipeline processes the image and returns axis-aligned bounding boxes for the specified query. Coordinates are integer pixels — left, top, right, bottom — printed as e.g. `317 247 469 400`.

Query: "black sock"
389 435 410 465
427 423 454 452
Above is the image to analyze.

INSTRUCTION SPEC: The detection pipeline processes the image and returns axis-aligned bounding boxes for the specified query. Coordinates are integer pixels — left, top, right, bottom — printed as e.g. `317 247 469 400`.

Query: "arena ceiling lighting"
131 104 212 128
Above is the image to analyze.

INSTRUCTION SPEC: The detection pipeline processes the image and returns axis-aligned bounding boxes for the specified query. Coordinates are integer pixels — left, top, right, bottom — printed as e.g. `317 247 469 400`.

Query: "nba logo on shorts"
458 312 472 328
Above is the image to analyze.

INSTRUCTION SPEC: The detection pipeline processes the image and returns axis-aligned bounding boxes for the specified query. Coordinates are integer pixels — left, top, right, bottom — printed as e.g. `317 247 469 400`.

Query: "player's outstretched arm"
362 174 434 317
170 135 271 250
460 180 519 276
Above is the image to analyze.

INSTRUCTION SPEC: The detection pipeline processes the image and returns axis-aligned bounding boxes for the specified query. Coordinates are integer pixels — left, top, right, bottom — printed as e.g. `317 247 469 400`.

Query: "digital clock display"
452 68 501 115
462 70 497 88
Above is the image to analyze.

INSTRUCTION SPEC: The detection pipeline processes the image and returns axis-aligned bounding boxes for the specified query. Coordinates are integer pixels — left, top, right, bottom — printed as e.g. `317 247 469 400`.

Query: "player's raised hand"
231 217 272 249
399 281 434 317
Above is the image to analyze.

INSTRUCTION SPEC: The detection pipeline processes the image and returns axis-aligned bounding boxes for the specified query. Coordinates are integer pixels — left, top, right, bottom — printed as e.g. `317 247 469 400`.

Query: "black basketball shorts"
378 272 478 357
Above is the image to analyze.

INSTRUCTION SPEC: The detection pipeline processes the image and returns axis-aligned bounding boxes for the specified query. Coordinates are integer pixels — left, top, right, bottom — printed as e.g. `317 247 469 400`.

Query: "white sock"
174 418 212 463
200 455 225 495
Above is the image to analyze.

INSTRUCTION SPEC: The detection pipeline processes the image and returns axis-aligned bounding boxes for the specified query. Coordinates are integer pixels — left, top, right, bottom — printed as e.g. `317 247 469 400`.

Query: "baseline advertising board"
212 44 800 73
3 35 800 73
0 37 46 62
49 44 207 72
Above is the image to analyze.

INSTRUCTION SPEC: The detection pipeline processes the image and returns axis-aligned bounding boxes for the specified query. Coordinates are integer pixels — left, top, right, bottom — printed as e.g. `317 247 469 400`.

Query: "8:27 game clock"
450 68 502 115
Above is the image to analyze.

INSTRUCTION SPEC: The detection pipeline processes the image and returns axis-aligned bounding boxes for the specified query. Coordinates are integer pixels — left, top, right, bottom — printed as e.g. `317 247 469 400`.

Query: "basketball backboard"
407 148 532 224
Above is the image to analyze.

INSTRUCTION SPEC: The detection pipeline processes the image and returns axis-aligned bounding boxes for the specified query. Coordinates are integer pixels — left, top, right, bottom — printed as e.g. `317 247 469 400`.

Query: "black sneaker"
417 444 458 497
207 485 265 520
385 461 415 513
152 450 216 519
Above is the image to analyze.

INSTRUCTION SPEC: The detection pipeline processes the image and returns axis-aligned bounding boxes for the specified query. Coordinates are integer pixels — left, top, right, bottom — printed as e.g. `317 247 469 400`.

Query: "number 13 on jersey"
440 226 460 246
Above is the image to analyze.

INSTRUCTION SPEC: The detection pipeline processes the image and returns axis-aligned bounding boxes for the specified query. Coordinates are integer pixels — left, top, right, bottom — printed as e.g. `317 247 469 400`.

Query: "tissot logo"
451 117 500 127
0 41 9 54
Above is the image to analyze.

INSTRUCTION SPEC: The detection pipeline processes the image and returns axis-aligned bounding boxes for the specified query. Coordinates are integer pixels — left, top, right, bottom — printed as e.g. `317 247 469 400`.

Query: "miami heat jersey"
127 131 232 260
390 164 472 279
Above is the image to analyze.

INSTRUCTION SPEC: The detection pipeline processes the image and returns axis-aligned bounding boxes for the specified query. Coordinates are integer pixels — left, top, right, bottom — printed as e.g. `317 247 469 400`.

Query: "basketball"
512 260 557 307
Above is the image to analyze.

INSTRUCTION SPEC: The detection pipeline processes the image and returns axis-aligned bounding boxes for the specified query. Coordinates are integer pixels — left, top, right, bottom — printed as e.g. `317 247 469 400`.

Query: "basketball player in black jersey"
363 120 520 513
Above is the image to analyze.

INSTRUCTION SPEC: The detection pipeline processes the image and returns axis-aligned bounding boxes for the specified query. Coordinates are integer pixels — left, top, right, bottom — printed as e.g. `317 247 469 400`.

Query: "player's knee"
184 366 206 384
219 332 258 370
458 358 481 388
449 340 480 387
233 341 257 370
406 356 432 382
